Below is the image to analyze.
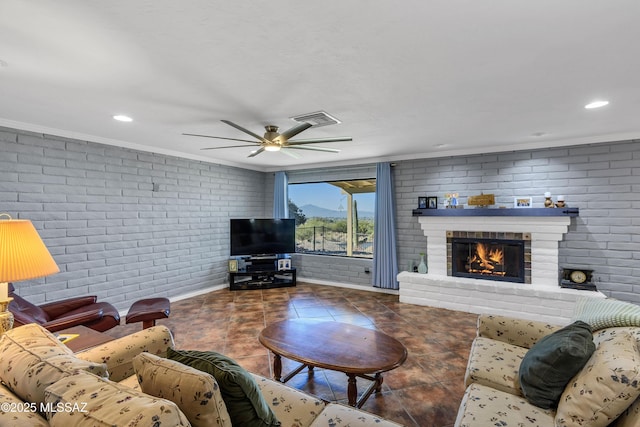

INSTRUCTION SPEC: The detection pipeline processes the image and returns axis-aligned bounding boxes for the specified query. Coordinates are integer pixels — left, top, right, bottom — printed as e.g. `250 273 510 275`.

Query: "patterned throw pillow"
167 348 280 427
0 323 108 404
519 321 596 409
610 395 640 427
555 332 640 427
133 352 232 427
572 297 640 330
44 370 190 426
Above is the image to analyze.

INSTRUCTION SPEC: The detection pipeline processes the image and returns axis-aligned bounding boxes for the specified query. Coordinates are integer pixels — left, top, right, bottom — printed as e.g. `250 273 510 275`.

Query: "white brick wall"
0 127 268 309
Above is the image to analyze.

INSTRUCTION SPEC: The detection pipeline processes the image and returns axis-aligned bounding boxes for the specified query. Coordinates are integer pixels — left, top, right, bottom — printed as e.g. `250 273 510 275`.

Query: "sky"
289 183 375 212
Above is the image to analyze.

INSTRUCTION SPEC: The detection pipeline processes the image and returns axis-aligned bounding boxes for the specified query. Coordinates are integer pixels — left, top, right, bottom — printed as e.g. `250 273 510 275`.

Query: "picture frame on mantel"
427 197 438 209
514 197 533 208
418 197 428 209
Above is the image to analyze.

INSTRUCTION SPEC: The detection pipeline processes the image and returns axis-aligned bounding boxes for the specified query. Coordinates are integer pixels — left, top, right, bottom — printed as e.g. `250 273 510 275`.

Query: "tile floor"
113 282 479 426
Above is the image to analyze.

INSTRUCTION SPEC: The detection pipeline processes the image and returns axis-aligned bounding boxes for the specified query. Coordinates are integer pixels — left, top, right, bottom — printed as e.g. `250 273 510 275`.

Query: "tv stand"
229 268 296 291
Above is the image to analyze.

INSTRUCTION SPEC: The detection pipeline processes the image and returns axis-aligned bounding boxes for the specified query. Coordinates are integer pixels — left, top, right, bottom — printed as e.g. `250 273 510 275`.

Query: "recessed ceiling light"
434 144 448 148
584 100 609 109
113 114 133 122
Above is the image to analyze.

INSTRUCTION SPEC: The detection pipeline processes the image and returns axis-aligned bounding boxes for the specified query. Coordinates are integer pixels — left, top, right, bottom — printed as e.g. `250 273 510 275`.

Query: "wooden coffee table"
259 319 407 408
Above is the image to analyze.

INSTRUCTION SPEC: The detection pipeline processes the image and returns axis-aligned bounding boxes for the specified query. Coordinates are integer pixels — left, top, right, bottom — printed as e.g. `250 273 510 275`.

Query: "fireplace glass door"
451 237 525 283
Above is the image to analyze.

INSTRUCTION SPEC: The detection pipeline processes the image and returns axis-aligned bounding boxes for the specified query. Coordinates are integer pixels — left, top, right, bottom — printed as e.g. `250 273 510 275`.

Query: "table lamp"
0 214 60 334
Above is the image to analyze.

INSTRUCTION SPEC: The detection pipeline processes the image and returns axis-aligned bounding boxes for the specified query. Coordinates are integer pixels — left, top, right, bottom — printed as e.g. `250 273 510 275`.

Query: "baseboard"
297 276 399 296
170 283 229 302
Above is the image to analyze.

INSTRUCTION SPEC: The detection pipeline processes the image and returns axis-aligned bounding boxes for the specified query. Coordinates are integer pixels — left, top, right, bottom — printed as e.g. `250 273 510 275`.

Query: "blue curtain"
273 171 288 219
372 162 399 289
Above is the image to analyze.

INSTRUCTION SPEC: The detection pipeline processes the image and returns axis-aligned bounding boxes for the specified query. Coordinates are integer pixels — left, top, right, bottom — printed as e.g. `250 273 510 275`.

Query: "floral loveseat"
0 323 404 426
455 297 640 427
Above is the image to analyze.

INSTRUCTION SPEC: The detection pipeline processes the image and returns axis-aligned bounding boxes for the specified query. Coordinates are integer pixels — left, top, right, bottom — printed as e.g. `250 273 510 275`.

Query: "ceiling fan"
183 120 352 158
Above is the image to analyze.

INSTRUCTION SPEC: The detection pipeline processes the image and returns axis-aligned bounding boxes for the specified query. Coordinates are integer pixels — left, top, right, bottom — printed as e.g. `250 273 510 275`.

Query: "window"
288 180 375 258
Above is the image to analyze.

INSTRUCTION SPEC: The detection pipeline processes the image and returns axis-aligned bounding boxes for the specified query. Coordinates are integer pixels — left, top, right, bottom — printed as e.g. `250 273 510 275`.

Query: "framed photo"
228 259 238 272
278 259 291 271
418 197 428 209
514 197 533 208
427 196 438 209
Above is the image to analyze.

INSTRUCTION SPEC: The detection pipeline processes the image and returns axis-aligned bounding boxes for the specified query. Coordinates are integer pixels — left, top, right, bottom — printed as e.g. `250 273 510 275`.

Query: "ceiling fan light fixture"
113 114 133 122
190 118 350 159
584 100 609 109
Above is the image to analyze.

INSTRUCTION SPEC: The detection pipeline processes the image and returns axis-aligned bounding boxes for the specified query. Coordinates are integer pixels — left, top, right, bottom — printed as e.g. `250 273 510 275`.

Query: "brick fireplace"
398 208 604 323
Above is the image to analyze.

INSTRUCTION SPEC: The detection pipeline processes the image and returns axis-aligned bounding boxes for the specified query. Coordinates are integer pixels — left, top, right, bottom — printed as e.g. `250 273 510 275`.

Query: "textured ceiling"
1 1 639 172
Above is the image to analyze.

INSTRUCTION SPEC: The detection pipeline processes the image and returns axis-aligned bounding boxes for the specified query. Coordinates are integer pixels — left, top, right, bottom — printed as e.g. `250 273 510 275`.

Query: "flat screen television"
230 218 296 256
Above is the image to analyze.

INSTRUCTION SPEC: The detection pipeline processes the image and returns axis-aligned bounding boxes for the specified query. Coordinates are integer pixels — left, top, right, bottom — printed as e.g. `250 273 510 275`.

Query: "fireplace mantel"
398 207 605 323
412 207 579 217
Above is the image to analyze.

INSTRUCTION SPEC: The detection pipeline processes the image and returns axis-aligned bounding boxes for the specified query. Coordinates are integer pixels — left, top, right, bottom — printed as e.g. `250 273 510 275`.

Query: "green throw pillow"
518 321 596 409
167 348 280 427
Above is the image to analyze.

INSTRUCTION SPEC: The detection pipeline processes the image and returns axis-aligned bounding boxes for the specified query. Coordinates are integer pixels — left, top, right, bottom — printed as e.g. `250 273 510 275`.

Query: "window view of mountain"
299 204 375 219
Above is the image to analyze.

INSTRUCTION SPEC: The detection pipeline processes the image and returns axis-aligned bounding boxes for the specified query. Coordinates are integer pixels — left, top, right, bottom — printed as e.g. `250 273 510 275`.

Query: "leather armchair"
8 283 120 332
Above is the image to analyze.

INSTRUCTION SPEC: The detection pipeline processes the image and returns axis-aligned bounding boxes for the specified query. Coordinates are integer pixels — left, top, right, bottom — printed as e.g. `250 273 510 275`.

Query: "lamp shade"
0 219 60 283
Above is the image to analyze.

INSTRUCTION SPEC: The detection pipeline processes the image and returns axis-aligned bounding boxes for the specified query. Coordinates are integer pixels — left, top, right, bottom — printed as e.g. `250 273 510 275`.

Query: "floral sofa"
455 297 640 427
0 323 404 426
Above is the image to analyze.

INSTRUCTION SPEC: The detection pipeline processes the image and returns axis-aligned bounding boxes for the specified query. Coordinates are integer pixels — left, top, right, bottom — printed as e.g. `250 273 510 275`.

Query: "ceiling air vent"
290 111 341 128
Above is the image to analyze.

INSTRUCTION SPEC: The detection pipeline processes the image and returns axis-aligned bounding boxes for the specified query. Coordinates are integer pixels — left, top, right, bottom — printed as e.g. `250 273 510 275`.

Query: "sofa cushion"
0 322 72 358
610 396 640 427
309 403 405 427
454 383 556 427
133 352 232 427
555 331 640 427
0 382 49 427
573 297 640 330
464 336 528 395
117 374 141 391
43 370 191 426
167 348 280 427
519 320 595 409
0 323 108 404
251 373 326 427
476 314 563 349
75 324 175 382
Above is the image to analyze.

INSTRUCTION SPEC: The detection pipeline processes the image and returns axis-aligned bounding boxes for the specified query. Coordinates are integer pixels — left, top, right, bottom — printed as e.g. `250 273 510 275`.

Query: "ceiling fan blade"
221 120 270 143
281 148 302 159
285 145 340 153
200 144 257 150
248 147 265 158
286 136 352 145
183 133 260 144
279 122 312 140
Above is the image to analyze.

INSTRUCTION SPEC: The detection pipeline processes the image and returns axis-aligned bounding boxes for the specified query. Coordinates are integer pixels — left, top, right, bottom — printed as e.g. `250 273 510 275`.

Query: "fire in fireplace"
449 236 527 283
